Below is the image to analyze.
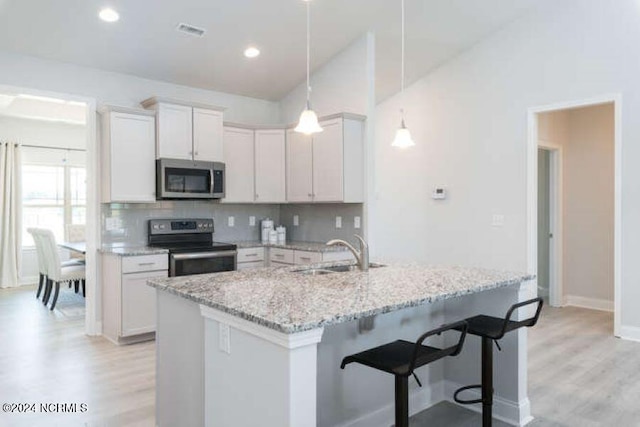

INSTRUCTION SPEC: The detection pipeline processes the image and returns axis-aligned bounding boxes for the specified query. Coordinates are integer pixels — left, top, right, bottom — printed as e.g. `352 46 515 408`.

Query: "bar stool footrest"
453 384 485 405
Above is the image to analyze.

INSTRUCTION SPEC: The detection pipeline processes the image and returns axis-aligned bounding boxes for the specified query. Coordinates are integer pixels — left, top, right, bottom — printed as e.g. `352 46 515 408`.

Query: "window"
22 165 86 247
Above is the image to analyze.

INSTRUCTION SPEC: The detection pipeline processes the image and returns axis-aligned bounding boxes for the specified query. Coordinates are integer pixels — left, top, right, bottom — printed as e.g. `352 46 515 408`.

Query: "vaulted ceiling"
0 0 546 102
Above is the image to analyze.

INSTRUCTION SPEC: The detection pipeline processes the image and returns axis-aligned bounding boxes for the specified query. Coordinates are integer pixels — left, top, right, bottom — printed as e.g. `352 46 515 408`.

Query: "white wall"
279 34 372 123
371 0 640 333
0 51 280 124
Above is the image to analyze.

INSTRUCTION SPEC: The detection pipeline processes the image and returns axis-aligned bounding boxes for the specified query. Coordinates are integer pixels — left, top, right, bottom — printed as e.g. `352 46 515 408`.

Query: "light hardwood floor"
1 286 638 426
0 285 155 427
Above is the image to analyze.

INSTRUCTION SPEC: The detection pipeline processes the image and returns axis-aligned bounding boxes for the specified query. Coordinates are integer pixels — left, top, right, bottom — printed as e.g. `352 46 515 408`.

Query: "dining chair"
27 228 47 300
65 224 86 263
37 229 86 310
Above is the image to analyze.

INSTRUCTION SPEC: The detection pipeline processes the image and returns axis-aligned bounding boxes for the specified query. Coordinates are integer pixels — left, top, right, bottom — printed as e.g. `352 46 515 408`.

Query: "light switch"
492 214 505 227
293 215 299 227
336 216 342 229
354 216 361 229
249 216 256 226
228 216 235 227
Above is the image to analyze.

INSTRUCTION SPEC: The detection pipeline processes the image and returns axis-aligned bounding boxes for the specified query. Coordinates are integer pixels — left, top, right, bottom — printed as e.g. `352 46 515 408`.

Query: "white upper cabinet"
312 118 344 202
141 98 224 161
101 108 157 203
286 129 313 202
286 115 364 203
156 103 193 160
193 108 224 162
254 129 286 203
222 127 255 203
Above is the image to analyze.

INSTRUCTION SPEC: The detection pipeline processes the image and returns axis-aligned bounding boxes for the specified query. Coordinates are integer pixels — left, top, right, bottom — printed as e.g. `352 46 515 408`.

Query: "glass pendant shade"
295 105 323 135
391 120 415 148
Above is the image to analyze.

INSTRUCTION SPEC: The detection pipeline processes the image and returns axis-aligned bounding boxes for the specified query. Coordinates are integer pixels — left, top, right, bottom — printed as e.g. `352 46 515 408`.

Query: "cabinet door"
312 118 344 202
255 129 286 203
121 270 167 337
286 128 313 202
193 108 223 162
222 127 255 203
157 103 193 159
109 112 156 202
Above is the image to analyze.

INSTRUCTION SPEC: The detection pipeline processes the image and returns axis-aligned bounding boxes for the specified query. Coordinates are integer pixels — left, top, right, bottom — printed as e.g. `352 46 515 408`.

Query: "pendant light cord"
400 0 406 122
306 0 311 106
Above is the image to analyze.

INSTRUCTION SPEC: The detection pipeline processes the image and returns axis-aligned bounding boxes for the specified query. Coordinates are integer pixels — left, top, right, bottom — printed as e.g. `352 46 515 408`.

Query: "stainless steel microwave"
156 158 225 200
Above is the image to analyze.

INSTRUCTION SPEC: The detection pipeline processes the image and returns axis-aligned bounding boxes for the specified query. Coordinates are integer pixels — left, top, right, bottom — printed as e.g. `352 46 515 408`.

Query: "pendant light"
392 0 415 148
295 0 323 135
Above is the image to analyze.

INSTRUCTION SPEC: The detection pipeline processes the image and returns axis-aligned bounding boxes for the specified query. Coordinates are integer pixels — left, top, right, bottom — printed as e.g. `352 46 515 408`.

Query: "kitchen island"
148 262 535 427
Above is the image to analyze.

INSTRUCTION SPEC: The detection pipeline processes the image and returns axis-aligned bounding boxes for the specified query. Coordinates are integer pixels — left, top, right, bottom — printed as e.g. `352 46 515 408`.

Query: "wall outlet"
492 214 505 227
219 323 231 354
228 216 235 227
249 216 256 226
336 216 342 229
293 215 299 227
354 216 361 229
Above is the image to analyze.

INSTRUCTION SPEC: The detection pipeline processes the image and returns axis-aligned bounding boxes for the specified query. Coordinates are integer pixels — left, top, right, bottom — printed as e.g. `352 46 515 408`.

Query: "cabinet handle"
255 194 259 199
308 193 312 197
275 254 284 258
300 257 311 261
138 262 155 266
195 151 199 156
246 253 258 257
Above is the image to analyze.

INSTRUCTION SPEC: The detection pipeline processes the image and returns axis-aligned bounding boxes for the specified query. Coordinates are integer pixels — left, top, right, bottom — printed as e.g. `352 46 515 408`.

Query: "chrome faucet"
326 234 369 272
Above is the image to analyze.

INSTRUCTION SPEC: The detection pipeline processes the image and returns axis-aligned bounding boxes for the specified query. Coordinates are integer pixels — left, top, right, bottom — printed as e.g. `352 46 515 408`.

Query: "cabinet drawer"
237 247 265 263
294 251 322 265
237 261 265 271
122 254 168 273
269 248 294 265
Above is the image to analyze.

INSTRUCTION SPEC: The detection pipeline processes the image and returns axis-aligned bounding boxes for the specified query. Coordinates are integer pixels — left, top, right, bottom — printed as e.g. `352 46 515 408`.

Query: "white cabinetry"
102 253 168 344
222 126 255 203
142 98 224 162
269 248 354 267
254 129 286 203
101 107 156 203
237 247 265 270
156 103 193 160
286 115 364 203
193 107 224 162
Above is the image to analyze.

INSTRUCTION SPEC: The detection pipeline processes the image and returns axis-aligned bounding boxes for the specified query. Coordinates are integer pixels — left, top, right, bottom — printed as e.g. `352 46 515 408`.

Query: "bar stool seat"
341 320 468 427
453 298 543 427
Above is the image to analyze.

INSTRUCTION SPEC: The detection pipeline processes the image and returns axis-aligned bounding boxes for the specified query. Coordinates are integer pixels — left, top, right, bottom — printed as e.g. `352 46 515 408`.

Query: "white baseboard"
619 325 640 342
444 381 533 426
564 295 613 312
339 380 444 427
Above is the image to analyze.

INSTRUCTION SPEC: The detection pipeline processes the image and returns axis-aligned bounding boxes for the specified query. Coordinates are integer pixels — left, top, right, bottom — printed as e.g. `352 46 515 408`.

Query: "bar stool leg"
481 336 494 427
394 376 409 427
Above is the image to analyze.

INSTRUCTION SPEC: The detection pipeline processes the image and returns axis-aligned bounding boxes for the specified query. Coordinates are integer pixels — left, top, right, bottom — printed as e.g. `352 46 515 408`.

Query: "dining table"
58 241 87 255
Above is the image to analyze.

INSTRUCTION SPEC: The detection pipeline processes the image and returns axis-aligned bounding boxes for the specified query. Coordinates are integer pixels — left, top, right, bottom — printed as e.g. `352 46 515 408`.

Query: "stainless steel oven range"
148 219 237 277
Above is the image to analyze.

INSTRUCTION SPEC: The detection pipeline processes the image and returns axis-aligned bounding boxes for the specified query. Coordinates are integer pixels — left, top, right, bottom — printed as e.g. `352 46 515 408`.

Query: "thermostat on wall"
432 188 447 200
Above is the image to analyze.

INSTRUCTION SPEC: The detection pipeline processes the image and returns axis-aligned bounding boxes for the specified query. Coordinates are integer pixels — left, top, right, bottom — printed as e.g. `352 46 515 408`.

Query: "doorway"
0 85 98 335
528 95 620 336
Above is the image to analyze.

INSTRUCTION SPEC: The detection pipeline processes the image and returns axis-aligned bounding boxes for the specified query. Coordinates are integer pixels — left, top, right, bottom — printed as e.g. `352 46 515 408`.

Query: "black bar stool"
341 320 468 427
453 297 543 427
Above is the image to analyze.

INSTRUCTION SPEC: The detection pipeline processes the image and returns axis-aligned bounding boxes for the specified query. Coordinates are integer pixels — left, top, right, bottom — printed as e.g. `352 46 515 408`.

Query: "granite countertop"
231 240 350 253
100 245 169 256
148 261 534 334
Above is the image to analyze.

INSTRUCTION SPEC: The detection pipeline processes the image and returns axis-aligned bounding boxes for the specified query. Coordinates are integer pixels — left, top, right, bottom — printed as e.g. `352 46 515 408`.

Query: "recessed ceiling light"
244 46 260 58
99 8 120 23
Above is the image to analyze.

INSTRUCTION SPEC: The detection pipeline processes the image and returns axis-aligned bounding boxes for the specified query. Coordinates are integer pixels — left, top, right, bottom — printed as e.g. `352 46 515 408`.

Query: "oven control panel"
149 218 214 235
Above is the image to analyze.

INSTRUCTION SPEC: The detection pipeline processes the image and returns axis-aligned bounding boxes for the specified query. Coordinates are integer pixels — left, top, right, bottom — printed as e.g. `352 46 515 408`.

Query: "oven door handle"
172 250 237 260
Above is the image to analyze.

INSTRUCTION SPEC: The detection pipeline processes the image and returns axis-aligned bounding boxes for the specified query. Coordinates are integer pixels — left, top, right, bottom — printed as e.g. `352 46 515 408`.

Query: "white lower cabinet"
237 248 265 270
269 248 354 267
102 253 168 344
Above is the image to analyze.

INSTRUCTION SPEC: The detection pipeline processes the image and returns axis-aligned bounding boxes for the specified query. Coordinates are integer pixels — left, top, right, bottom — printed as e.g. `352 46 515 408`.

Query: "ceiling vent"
176 23 206 38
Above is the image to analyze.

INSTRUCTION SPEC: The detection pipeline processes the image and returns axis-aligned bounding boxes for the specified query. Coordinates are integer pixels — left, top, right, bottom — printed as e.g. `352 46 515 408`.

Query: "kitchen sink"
294 263 385 275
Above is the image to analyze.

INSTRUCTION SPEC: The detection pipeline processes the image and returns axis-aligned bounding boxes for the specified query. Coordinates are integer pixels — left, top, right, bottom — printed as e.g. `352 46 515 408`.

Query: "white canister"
276 226 286 244
261 227 271 244
269 229 278 245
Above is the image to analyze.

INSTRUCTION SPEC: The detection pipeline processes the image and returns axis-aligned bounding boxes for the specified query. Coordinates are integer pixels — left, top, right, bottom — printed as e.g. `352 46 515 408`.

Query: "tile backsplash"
102 202 280 245
101 201 364 246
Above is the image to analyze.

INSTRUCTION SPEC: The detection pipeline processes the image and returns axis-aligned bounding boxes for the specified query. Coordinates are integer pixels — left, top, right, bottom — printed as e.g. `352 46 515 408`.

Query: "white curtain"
0 142 22 288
